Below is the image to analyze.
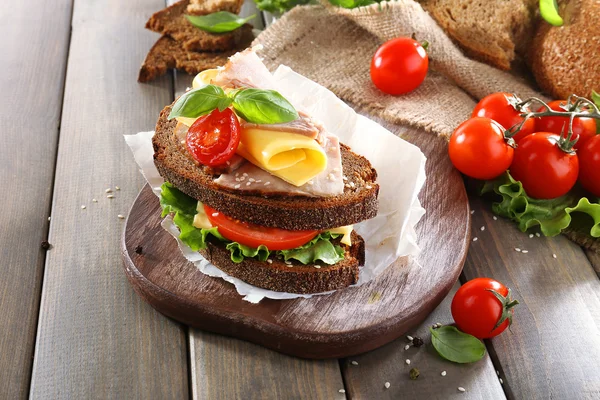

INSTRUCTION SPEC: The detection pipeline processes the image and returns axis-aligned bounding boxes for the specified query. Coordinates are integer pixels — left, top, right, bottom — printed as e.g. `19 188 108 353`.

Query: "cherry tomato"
578 135 600 197
448 117 514 180
510 132 579 199
536 100 597 150
471 92 535 143
370 37 428 95
451 278 518 339
186 108 240 167
204 205 318 250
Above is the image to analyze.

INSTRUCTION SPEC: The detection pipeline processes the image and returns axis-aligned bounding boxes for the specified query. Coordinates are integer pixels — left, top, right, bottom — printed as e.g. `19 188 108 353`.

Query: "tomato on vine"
448 117 514 180
451 278 518 339
536 100 597 149
509 132 579 199
472 92 535 143
578 135 600 197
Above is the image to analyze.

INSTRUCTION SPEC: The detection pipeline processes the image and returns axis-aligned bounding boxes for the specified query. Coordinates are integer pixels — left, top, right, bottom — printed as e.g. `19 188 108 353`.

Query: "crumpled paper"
125 65 427 303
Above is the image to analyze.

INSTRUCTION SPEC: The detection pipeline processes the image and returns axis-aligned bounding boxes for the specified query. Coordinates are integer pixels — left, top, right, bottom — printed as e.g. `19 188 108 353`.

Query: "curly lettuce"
159 182 346 264
481 172 600 237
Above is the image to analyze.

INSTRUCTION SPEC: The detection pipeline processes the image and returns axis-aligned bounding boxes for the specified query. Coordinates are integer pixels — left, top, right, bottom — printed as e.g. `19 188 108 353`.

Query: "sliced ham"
239 111 321 140
213 48 277 90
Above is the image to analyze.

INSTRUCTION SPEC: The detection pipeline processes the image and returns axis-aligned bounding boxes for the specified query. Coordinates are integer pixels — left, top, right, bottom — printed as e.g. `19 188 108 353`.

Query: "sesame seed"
211 213 219 217
105 188 112 193
234 184 241 189
384 382 390 389
522 250 529 254
107 195 114 199
536 233 541 237
287 264 293 268
115 186 120 190
441 371 447 376
529 234 534 238
333 167 340 172
365 185 372 189
407 335 413 341
246 182 251 186
285 260 292 265
243 173 248 177
249 178 255 182
351 361 358 366
81 205 86 209
314 265 321 269
349 182 355 188
405 359 411 365
267 259 273 264
404 344 410 350
493 216 498 220
515 248 521 252
458 387 466 392
118 214 124 219
235 173 239 177
264 182 271 186
239 177 246 181
496 370 499 376
553 253 557 259
48 217 51 221
235 178 240 182
92 199 97 203
180 140 185 144
345 184 350 188
480 226 485 231
343 176 348 181
499 378 504 384
339 389 345 394
470 210 475 215
256 180 262 183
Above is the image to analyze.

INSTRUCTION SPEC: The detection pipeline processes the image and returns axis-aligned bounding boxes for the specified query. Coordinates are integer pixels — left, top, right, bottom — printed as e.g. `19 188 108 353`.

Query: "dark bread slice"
138 34 253 83
153 105 379 231
199 231 365 293
146 0 252 52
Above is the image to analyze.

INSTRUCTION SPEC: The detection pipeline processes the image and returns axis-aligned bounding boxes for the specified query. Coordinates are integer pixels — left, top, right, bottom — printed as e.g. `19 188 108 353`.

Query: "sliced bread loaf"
153 105 379 231
199 231 365 293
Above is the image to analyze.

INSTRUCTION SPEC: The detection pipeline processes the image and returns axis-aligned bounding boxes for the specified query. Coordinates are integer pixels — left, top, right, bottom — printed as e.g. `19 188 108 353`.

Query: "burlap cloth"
254 0 599 253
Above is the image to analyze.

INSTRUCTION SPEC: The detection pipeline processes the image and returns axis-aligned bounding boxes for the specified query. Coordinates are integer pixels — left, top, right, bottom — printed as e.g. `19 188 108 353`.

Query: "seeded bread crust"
145 0 252 52
199 231 365 293
153 105 380 231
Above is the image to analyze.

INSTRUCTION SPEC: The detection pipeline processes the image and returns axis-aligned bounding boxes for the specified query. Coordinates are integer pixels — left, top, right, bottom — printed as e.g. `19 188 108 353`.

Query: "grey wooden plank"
464 196 600 400
0 1 72 398
28 1 189 398
341 284 506 400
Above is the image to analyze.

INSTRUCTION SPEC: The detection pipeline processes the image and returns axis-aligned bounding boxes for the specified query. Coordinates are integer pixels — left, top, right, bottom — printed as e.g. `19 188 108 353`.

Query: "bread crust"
198 232 365 293
153 105 380 231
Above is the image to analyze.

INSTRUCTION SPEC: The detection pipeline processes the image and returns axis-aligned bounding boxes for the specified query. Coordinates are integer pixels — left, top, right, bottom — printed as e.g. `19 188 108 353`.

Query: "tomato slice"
204 205 318 250
186 108 240 167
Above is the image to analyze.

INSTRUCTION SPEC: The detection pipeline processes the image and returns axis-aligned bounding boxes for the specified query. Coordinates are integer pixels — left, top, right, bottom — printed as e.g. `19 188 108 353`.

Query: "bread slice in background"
187 0 245 15
146 0 252 52
530 0 600 99
418 0 538 70
138 32 253 82
199 231 365 293
153 105 379 231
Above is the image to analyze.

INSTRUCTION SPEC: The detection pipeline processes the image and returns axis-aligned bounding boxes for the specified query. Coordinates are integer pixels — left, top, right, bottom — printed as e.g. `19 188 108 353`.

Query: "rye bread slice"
199 231 365 293
138 34 253 83
153 105 379 231
146 0 252 52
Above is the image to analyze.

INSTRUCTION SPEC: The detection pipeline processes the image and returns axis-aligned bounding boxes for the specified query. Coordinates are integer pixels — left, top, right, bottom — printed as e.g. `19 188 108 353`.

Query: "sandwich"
152 49 379 294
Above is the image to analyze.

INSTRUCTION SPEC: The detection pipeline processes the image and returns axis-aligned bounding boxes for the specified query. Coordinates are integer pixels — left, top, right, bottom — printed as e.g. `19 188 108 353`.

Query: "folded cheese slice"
236 128 327 187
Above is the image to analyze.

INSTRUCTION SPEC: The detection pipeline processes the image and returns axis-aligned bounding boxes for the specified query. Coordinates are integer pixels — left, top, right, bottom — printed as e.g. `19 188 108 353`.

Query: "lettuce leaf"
159 182 346 264
481 172 600 237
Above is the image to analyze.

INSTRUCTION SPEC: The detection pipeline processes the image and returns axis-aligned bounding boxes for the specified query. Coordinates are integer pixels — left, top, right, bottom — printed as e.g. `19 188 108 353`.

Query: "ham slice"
213 48 277 90
239 111 321 140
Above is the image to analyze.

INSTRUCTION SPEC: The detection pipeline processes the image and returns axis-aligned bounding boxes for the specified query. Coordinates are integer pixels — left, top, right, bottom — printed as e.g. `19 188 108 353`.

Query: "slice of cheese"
193 202 213 229
329 225 353 246
237 128 327 186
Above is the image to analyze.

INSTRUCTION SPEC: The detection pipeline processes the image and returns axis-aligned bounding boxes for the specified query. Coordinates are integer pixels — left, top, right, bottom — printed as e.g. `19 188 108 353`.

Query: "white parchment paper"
125 65 427 303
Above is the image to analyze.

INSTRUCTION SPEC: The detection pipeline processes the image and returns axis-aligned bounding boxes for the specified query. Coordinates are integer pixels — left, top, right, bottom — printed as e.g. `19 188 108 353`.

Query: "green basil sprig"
430 326 486 363
168 84 299 124
186 12 254 34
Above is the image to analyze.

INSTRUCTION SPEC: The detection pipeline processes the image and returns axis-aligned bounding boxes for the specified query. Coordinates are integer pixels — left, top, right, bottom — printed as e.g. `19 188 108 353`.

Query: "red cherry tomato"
578 135 600 197
448 117 514 180
451 277 518 339
186 108 240 167
510 132 579 199
472 92 535 142
370 37 428 95
536 100 597 150
204 205 318 251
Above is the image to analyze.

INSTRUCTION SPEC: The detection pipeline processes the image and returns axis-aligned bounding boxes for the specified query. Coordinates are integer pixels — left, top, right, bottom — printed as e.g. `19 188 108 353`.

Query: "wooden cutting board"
121 128 470 359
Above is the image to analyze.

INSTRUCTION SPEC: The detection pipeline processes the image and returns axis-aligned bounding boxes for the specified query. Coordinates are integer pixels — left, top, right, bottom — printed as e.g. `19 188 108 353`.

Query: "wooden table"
2 1 599 399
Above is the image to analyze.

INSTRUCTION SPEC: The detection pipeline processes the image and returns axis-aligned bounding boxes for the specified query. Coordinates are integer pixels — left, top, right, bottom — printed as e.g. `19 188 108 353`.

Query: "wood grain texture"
464 196 600 400
341 282 506 400
28 1 189 398
0 1 72 398
585 249 600 278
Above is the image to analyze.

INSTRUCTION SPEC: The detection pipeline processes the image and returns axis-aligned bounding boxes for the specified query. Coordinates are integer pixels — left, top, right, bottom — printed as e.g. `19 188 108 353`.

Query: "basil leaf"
232 89 299 124
328 0 377 8
186 12 254 34
430 326 486 364
168 84 229 120
253 0 311 13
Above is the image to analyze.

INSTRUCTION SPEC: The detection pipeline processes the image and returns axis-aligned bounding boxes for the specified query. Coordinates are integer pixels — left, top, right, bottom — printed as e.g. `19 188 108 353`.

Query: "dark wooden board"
28 0 189 398
463 196 600 400
0 1 72 398
122 118 470 358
